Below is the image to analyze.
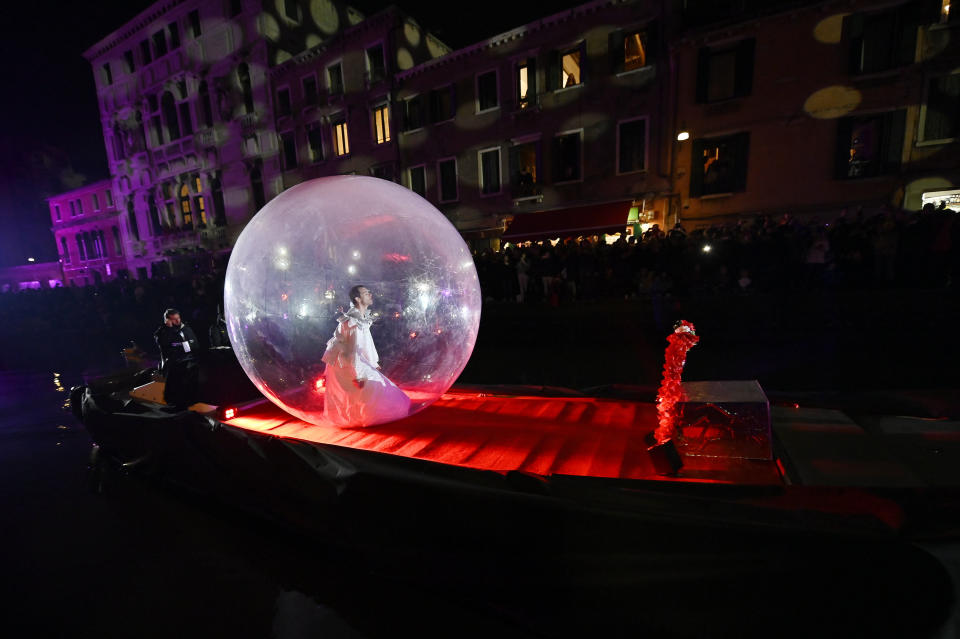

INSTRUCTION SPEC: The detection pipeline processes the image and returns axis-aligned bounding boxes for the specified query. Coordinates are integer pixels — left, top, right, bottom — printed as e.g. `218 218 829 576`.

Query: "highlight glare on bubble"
224 175 482 428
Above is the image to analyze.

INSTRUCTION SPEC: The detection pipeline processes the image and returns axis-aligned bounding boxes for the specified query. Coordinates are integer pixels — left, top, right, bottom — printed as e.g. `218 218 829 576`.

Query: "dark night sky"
0 0 582 266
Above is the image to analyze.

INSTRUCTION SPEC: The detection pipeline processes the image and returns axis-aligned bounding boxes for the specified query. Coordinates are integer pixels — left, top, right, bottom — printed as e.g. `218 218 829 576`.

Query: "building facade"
391 0 668 246
45 0 958 284
48 179 124 286
671 0 960 226
80 0 377 279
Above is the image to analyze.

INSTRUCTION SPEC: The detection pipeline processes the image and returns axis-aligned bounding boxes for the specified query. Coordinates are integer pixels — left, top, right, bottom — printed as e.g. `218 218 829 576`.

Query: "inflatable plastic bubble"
224 176 481 427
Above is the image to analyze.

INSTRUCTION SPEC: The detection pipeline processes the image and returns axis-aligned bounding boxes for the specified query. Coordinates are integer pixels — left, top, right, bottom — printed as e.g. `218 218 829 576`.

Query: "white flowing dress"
321 306 411 427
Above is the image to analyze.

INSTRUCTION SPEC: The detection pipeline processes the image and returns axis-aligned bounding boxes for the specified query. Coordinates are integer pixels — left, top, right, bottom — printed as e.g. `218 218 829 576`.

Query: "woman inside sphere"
321 285 411 426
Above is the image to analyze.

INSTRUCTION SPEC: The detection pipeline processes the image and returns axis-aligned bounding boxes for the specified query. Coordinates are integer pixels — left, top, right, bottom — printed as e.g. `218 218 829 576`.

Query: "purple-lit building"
47 179 124 286
77 0 380 279
266 6 450 191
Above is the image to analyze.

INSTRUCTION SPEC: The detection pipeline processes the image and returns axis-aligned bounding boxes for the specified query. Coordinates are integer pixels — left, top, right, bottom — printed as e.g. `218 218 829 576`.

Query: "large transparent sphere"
224 176 481 427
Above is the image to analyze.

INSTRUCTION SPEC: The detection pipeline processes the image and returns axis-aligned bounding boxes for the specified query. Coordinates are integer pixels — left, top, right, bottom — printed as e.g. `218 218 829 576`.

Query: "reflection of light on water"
53 372 65 392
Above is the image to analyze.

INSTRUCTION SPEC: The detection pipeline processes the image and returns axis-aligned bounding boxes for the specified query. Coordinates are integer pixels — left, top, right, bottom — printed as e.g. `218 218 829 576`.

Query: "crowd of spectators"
0 206 956 371
475 206 959 305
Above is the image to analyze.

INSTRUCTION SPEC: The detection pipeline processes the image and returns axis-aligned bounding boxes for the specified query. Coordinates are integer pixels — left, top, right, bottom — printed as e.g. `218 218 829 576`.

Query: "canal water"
1 365 957 638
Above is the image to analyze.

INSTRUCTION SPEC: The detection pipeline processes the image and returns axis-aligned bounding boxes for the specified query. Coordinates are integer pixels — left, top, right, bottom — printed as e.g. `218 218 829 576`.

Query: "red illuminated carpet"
225 390 782 485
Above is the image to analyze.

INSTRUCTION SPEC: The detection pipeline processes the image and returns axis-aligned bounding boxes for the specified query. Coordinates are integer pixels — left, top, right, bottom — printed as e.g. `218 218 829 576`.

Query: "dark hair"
163 308 180 320
348 285 366 306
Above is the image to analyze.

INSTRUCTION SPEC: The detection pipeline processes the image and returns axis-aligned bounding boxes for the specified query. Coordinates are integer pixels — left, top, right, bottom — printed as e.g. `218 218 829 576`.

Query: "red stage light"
315 377 326 390
223 407 236 420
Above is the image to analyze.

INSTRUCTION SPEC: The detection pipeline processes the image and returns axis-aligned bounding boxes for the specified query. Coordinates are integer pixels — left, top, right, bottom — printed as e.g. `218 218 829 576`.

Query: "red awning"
501 200 633 242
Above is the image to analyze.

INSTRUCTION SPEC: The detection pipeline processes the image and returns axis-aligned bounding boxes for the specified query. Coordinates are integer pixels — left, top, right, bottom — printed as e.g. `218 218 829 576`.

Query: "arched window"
212 176 226 226
199 81 214 127
194 176 207 226
238 63 254 114
127 199 140 241
76 235 87 261
149 200 163 234
161 91 181 141
250 160 265 210
60 237 70 264
112 227 123 256
180 184 193 227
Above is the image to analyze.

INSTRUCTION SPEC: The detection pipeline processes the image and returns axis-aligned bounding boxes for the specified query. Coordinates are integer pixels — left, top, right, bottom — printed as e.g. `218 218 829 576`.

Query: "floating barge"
70 357 959 553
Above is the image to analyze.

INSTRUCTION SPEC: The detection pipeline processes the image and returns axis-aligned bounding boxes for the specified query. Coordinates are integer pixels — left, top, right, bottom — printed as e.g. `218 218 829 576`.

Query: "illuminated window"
403 95 424 131
194 177 203 193
180 184 193 227
152 30 167 57
140 39 151 64
429 84 455 122
835 111 904 179
327 63 343 95
366 44 386 84
690 132 750 195
277 87 291 117
189 10 201 37
408 165 426 197
168 22 180 48
307 124 323 162
560 48 581 88
515 58 536 109
695 39 754 103
93 194 100 211
197 194 207 226
123 50 135 73
479 147 501 195
920 73 959 143
509 140 539 198
552 131 582 182
281 131 298 169
101 63 113 86
476 71 498 112
373 104 390 144
303 75 318 105
624 30 647 71
438 158 458 202
333 119 350 156
617 117 647 174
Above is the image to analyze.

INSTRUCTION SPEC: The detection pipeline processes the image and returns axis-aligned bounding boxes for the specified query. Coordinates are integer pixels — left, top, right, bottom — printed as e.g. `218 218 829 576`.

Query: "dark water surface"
1 368 958 638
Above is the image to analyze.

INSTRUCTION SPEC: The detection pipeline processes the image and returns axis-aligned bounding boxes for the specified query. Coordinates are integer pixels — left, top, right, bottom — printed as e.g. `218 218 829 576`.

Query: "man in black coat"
154 308 199 409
